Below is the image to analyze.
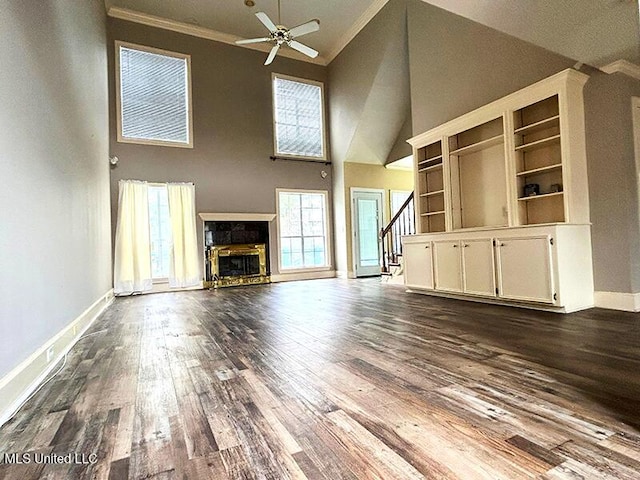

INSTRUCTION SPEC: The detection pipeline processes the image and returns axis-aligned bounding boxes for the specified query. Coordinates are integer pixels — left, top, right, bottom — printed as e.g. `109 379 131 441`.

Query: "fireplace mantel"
198 213 276 222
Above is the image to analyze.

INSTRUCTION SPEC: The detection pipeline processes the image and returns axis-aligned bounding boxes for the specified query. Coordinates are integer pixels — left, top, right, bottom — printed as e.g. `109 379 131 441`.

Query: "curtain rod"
270 155 331 166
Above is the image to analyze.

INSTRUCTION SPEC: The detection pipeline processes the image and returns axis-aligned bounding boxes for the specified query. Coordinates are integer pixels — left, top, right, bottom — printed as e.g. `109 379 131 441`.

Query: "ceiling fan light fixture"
244 0 255 7
235 0 320 65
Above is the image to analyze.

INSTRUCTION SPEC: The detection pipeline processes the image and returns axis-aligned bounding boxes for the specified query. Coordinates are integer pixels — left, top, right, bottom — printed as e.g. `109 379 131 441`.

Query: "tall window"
278 190 330 270
272 74 326 160
116 41 192 147
148 185 172 279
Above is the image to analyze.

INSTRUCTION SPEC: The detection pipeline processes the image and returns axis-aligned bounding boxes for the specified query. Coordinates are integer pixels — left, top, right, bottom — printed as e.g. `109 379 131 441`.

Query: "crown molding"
325 0 390 64
600 59 640 81
107 7 328 66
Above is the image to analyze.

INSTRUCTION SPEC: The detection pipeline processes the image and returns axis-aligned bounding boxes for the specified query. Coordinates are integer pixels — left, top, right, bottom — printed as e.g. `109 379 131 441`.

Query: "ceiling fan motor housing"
272 27 292 45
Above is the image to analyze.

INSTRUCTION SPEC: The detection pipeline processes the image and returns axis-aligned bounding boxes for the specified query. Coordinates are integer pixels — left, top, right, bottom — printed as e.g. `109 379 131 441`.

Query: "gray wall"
328 0 410 274
0 0 112 378
108 19 332 276
407 0 575 133
584 71 640 293
328 0 410 168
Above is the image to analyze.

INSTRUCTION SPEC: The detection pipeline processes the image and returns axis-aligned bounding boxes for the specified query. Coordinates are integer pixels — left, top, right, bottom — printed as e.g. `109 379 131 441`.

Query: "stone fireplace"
199 213 275 288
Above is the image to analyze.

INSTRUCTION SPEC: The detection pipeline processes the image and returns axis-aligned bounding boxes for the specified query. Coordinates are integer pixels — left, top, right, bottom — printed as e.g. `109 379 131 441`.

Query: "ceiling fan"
235 0 320 65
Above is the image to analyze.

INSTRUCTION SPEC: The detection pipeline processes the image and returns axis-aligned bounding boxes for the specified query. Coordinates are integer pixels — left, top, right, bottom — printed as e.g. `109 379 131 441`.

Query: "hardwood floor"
1 278 640 479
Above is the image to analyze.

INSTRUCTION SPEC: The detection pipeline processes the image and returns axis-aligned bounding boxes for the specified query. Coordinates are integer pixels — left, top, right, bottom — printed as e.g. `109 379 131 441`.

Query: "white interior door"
352 189 384 277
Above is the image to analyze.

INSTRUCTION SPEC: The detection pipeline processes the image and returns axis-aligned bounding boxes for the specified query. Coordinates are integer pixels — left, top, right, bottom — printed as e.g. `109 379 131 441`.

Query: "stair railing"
380 192 415 273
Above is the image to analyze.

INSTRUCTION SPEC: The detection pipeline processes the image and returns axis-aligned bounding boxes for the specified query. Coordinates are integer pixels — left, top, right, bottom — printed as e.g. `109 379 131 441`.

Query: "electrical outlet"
46 346 54 363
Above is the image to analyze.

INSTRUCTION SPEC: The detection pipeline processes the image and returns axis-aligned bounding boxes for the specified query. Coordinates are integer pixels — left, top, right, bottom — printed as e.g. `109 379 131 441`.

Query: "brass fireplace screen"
206 243 269 288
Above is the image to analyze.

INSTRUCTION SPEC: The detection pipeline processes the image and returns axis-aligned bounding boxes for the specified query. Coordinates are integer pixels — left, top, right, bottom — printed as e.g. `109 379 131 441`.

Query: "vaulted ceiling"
105 0 639 68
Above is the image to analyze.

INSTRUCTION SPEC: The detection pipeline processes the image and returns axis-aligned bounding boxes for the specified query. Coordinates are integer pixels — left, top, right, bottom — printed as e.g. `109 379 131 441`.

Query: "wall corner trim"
107 6 327 66
593 291 640 312
0 289 115 427
336 270 356 279
600 60 640 81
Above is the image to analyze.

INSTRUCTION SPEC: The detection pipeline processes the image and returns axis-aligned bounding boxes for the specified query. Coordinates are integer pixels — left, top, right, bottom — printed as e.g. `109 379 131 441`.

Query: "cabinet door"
461 238 496 296
433 240 462 292
496 236 554 303
403 242 433 289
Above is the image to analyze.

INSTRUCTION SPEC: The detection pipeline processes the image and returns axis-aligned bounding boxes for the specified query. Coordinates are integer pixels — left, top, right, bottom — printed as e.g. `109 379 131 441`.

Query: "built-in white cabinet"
433 240 462 292
403 241 433 290
403 224 593 313
403 69 594 313
462 239 496 297
432 238 496 296
496 236 553 303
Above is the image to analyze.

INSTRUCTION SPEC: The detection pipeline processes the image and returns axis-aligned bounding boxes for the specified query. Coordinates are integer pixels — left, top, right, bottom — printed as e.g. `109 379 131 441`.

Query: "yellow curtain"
113 180 152 295
167 183 200 288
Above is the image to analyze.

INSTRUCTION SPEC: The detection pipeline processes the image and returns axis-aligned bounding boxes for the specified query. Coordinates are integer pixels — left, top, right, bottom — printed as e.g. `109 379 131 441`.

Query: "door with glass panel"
352 189 384 277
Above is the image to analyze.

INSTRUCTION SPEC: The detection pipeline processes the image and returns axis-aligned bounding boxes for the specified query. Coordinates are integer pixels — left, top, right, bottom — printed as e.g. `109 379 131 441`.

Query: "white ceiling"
105 0 639 68
421 0 640 68
105 0 385 64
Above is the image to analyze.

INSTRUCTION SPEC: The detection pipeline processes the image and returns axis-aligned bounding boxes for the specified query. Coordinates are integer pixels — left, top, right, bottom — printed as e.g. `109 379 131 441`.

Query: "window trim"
276 188 332 273
115 40 194 149
272 73 328 161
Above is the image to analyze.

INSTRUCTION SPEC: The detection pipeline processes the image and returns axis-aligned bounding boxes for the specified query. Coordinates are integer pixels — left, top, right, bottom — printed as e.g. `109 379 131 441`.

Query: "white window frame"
276 188 332 273
272 73 327 161
115 41 194 148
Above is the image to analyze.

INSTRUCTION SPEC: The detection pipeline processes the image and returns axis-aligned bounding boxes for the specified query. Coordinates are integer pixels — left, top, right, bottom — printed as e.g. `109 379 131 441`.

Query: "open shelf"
515 134 561 152
518 191 564 201
514 115 560 135
418 154 443 166
419 189 444 197
517 163 562 177
449 134 504 156
418 163 443 173
421 211 445 217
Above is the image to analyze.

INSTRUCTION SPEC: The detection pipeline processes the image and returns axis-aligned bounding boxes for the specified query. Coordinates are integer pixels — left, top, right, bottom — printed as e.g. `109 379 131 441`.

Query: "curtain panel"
167 182 200 288
113 180 152 295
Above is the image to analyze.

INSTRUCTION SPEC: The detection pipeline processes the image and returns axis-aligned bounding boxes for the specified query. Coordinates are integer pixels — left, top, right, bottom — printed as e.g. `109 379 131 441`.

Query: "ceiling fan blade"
235 37 271 45
255 11 277 32
265 44 280 65
289 40 319 59
289 19 320 38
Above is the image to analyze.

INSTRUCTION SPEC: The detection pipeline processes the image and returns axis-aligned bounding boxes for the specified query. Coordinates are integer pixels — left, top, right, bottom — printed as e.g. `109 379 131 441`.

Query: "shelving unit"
448 117 507 230
415 140 445 233
404 69 593 312
513 95 564 224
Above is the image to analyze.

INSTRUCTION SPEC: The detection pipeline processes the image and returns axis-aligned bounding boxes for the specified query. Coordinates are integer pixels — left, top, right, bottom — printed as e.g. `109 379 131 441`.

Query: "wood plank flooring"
1 278 640 479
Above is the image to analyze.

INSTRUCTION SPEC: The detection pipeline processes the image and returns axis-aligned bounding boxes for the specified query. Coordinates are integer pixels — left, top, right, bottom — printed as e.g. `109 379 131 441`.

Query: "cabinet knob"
463 244 469 247
500 243 505 247
452 244 458 248
424 245 429 249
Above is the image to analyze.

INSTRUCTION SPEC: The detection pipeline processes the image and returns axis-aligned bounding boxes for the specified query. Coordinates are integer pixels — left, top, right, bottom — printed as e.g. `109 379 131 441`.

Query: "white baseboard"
594 291 640 312
271 270 336 283
0 289 115 427
150 281 204 294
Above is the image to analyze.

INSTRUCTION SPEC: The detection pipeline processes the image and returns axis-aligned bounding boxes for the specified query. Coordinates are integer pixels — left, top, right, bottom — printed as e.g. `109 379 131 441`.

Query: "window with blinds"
116 42 192 148
272 74 326 160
